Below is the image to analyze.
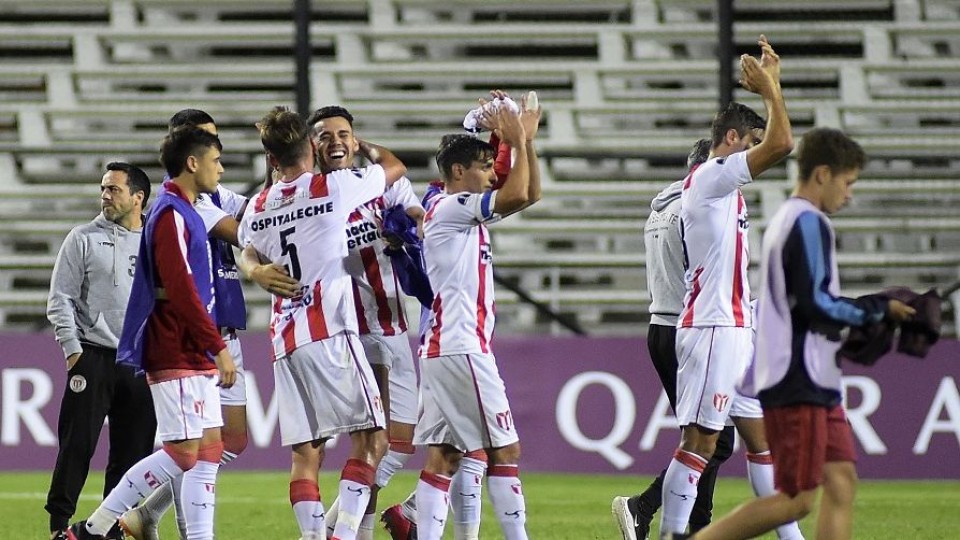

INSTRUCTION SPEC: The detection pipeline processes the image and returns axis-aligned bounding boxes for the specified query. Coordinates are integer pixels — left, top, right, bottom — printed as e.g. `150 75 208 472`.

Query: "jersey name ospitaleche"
678 151 753 328
420 190 500 358
238 166 385 360
344 177 422 337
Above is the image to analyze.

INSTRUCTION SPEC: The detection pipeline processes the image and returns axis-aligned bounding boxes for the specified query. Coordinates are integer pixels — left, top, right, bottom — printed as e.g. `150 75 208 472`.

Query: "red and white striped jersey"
238 166 386 360
678 150 753 328
344 176 422 336
420 190 500 358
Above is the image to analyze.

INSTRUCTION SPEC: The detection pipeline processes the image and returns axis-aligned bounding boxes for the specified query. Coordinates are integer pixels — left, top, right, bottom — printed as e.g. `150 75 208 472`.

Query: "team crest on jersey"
457 194 470 205
350 168 363 178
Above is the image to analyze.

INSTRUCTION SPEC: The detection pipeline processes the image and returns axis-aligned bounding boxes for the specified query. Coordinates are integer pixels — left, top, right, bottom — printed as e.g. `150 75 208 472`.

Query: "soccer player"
658 36 801 540
121 109 298 540
612 139 737 540
685 129 916 540
413 95 541 540
237 106 406 540
67 126 236 540
45 162 156 540
303 105 425 540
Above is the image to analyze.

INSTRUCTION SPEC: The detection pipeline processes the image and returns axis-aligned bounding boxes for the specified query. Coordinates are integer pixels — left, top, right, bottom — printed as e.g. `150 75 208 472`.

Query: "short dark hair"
159 126 223 178
168 109 216 130
105 162 151 202
796 127 866 181
306 105 354 134
436 134 496 180
710 102 766 149
686 138 711 170
259 106 311 168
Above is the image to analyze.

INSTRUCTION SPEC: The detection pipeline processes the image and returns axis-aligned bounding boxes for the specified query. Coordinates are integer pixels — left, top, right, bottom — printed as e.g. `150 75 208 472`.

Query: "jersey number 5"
280 226 302 281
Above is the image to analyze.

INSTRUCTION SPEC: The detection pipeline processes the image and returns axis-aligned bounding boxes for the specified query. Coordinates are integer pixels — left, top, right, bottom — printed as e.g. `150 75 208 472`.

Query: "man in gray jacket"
45 162 157 540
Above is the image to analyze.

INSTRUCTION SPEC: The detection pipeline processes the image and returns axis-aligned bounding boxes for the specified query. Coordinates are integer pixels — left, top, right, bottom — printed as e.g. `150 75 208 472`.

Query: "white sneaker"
119 506 160 540
612 496 639 540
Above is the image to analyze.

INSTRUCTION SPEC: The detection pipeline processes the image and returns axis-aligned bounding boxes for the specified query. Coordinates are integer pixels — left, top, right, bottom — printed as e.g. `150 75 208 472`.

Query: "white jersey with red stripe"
238 166 386 360
420 190 500 358
344 176 422 336
678 150 753 328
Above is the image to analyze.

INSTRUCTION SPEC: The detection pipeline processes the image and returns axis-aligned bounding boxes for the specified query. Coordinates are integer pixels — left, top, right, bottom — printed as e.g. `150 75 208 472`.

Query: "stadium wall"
0 332 957 479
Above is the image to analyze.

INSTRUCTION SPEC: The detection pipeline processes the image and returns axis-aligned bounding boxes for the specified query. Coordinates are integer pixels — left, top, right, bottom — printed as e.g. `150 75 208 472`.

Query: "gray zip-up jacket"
643 180 685 326
47 214 142 358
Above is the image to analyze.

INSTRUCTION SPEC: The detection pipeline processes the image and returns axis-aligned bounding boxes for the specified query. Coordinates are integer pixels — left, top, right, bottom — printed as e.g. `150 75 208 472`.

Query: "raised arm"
741 35 794 178
485 107 530 216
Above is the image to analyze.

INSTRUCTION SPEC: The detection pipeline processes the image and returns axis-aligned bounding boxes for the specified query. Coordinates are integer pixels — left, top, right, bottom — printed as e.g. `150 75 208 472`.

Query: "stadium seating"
0 0 958 336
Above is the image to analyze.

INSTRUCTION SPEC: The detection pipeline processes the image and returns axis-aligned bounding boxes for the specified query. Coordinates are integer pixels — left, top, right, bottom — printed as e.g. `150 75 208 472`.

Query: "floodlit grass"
3 471 959 539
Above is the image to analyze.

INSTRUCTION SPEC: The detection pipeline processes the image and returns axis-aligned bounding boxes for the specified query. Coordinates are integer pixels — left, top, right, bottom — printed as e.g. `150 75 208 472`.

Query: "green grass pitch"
2 471 958 539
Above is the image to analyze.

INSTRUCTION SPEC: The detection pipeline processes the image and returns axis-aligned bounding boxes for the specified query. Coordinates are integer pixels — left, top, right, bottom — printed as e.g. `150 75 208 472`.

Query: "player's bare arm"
887 299 916 322
210 215 239 247
237 243 300 298
742 34 793 178
358 139 406 186
486 107 531 216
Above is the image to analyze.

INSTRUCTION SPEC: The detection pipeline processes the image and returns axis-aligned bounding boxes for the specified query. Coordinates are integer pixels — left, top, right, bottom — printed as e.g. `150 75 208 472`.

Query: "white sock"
138 482 174 522
86 449 186 535
331 459 375 540
181 460 219 540
400 490 417 522
450 456 486 540
660 450 707 535
357 513 375 540
747 452 805 540
416 471 451 540
290 479 325 536
375 449 413 488
324 497 339 539
487 465 527 540
172 473 188 539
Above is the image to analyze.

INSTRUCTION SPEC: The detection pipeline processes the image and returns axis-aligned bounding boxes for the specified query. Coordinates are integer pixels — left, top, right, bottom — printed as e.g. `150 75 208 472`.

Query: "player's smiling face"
313 116 359 173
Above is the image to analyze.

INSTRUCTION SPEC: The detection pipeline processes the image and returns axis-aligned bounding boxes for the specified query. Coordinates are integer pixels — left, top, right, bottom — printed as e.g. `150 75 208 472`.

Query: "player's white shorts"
150 374 223 442
414 352 518 451
219 334 247 407
273 333 386 446
360 333 419 425
676 326 761 431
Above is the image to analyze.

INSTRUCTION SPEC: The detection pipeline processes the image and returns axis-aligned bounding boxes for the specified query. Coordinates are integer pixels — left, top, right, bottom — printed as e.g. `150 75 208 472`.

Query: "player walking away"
45 163 156 540
612 139 737 540
658 36 803 540
302 105 426 540
684 129 915 540
237 106 406 540
413 93 541 540
121 109 297 540
67 126 236 540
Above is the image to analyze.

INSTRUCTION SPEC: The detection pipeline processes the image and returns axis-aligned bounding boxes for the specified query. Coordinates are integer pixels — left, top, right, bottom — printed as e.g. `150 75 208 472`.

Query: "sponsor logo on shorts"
69 375 87 393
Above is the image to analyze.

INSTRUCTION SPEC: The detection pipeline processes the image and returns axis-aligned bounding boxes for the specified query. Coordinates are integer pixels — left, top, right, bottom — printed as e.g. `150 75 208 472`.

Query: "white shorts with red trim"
360 333 419 425
675 326 760 431
151 374 223 442
219 335 247 406
413 352 518 451
273 333 386 446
